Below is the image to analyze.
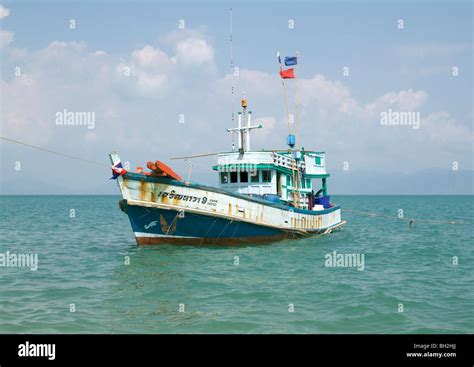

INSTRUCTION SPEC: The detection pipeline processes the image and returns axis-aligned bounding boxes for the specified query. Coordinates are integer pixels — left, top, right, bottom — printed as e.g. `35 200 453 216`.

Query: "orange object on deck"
146 162 157 171
146 160 182 181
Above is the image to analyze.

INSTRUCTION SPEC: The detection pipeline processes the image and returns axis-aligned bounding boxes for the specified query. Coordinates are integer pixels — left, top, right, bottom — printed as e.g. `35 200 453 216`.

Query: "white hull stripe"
134 232 199 239
133 220 346 240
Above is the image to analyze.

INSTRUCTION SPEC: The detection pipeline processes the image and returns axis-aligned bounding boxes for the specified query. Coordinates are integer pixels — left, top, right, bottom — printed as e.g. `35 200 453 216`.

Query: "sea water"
0 195 472 333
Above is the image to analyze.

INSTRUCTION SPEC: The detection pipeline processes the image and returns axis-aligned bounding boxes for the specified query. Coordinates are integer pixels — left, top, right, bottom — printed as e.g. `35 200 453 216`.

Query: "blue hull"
122 200 304 245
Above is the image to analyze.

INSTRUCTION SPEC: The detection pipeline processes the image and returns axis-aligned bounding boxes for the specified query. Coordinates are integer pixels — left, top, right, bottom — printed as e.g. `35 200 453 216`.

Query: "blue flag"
284 56 297 66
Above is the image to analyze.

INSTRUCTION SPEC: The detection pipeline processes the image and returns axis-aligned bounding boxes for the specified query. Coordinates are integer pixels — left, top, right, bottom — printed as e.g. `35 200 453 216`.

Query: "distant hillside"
329 169 473 195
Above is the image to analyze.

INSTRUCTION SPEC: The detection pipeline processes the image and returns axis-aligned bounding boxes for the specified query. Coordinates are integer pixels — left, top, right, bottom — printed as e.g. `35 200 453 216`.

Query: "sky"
0 0 472 194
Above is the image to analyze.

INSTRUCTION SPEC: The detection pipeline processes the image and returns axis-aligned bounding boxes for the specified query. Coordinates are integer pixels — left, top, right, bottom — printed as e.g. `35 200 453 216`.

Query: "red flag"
280 67 295 79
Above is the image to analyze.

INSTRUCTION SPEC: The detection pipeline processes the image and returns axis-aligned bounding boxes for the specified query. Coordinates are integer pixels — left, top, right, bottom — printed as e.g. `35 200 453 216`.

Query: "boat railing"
272 152 305 171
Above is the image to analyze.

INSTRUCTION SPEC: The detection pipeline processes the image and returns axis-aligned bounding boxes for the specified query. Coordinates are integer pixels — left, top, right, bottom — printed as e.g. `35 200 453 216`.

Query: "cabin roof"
217 149 326 155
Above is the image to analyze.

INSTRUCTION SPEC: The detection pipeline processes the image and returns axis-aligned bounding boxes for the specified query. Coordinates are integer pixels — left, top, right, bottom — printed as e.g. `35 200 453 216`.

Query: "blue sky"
1 1 472 194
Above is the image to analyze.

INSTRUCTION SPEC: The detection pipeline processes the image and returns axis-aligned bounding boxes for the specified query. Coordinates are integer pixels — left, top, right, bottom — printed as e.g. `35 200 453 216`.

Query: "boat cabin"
213 96 331 210
213 150 329 210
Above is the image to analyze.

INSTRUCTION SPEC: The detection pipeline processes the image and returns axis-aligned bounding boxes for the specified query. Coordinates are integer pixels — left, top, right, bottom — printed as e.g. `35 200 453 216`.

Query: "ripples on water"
0 195 473 333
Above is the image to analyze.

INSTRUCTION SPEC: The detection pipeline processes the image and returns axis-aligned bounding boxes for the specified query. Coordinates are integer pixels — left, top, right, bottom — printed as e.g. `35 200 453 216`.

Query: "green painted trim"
287 188 312 192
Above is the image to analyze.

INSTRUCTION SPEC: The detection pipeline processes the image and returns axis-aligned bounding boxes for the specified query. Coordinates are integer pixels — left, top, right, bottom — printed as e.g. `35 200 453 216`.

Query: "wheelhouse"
213 94 333 211
213 149 330 210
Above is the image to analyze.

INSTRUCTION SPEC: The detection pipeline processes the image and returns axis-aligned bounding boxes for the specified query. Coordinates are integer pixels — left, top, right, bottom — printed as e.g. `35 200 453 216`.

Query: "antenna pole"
295 50 301 207
278 51 297 208
227 94 262 153
237 112 242 151
281 78 291 135
295 50 299 149
230 8 235 151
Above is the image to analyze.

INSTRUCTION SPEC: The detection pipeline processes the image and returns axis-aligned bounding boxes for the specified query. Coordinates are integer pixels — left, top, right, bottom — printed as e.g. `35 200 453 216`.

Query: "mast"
295 50 299 149
230 8 235 152
278 51 302 208
226 93 262 153
294 50 301 207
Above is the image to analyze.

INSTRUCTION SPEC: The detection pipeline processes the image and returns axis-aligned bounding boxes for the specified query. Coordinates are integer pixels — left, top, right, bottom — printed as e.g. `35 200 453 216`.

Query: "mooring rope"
200 217 219 245
1 135 215 179
342 208 470 225
216 219 234 241
0 136 109 167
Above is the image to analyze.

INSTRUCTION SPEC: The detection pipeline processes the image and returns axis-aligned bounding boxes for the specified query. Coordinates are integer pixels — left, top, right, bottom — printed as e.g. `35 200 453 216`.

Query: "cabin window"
287 175 292 187
250 171 259 183
230 171 238 183
315 156 322 166
302 178 306 188
306 179 311 188
220 172 229 184
240 171 248 183
262 170 271 183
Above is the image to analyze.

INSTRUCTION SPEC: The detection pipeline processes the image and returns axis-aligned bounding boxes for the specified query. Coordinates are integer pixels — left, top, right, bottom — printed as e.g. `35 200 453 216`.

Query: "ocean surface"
0 195 472 334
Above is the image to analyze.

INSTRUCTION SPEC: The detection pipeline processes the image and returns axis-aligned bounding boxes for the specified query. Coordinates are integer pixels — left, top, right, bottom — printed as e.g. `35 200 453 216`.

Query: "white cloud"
0 27 471 186
113 35 215 99
0 30 14 48
43 40 87 54
174 37 214 66
365 89 428 116
135 73 169 96
115 45 173 98
4 47 27 60
158 28 215 68
131 45 171 69
213 69 280 104
0 4 10 18
300 74 365 119
422 111 473 145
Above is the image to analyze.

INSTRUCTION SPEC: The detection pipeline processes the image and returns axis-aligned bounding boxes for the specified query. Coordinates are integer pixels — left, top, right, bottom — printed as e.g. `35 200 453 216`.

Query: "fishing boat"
110 51 345 245
109 93 346 245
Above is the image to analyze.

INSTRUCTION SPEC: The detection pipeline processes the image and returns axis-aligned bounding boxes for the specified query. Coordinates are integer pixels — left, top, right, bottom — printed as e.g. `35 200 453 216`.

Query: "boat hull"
113 169 345 245
120 199 345 245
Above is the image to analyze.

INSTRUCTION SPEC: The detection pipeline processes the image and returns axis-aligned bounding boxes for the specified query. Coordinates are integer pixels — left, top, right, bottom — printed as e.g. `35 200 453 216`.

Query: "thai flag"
110 161 127 179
